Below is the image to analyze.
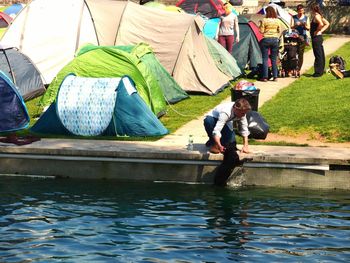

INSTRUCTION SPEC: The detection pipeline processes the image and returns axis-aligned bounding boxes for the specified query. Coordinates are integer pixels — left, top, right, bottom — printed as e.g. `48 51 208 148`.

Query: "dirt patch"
259 133 350 148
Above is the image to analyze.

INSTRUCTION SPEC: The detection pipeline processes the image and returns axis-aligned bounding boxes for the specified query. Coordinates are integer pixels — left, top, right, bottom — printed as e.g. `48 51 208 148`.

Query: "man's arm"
213 135 226 153
241 136 250 153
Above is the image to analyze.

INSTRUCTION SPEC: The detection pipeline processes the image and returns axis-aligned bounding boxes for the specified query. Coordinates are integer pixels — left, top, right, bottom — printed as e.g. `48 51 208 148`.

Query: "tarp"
0 45 45 101
0 70 29 133
1 0 236 95
31 75 168 137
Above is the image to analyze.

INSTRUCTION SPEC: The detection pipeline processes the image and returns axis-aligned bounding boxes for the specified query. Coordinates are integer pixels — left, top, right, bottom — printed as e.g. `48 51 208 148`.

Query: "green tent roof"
205 36 242 83
40 43 187 116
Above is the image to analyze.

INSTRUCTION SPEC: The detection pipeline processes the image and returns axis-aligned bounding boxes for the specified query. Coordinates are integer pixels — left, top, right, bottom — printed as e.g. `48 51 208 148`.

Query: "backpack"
329 55 346 71
246 111 270 140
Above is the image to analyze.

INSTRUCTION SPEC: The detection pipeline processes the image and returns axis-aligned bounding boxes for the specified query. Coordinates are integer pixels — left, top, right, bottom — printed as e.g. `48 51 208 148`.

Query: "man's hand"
218 144 226 153
241 145 250 154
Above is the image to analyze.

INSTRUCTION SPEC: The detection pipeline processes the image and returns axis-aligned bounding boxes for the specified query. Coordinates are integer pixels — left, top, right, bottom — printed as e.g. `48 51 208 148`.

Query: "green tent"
205 36 242 83
40 43 187 116
110 43 189 104
232 15 263 71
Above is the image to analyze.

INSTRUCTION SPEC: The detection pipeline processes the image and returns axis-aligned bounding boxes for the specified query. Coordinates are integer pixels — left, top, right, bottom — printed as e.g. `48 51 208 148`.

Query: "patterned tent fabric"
57 75 119 136
31 75 168 137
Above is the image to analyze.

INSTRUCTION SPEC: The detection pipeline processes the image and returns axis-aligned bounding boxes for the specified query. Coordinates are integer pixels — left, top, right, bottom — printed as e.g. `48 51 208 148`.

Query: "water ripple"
0 177 349 262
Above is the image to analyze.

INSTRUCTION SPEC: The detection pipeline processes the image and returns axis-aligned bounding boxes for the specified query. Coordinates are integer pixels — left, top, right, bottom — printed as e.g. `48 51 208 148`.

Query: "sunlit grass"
260 41 350 142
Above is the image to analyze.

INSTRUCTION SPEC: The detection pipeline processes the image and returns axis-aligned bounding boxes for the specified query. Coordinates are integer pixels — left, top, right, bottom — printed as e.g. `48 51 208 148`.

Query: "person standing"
291 4 310 71
203 98 251 154
310 3 329 77
217 2 240 54
259 6 281 82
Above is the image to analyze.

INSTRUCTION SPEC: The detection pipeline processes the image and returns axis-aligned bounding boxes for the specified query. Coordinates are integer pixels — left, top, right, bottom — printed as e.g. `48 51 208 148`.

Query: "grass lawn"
19 37 350 144
260 41 350 142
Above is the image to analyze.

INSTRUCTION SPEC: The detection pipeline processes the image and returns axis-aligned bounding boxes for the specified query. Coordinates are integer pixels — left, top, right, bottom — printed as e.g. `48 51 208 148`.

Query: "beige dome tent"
1 0 238 95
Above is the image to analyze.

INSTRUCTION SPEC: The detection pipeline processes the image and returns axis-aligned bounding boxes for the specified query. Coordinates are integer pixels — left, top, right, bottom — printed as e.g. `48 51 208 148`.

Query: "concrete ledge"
229 166 350 190
1 139 349 189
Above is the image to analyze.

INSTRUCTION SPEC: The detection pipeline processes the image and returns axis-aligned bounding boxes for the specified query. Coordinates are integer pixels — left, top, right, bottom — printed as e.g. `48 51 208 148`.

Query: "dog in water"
214 142 252 186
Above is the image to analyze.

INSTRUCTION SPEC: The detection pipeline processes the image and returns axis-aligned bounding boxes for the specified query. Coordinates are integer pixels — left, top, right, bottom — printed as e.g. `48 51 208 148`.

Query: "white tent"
258 3 292 26
1 0 238 95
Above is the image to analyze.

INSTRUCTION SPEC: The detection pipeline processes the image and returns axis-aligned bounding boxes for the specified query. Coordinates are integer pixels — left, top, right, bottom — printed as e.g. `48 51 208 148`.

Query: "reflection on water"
0 176 350 262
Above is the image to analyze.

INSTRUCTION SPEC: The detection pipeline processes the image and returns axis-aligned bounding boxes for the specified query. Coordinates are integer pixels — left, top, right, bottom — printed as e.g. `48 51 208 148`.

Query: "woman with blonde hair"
259 6 281 82
310 3 329 77
217 2 239 54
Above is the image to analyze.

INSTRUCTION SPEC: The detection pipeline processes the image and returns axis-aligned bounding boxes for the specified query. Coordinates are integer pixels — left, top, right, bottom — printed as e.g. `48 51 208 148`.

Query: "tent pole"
84 0 100 46
2 49 16 86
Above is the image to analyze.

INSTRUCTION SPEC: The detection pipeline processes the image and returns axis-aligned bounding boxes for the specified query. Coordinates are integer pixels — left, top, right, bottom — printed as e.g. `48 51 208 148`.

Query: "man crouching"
203 98 251 154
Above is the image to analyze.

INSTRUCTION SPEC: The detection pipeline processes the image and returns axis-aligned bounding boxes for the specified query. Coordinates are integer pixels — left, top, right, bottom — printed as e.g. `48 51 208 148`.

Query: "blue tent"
31 74 168 137
0 70 29 133
203 18 220 39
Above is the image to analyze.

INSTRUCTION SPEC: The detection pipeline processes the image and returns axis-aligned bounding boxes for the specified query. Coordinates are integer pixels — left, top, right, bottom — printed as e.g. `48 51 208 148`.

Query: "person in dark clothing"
291 4 310 71
213 142 252 186
310 3 329 77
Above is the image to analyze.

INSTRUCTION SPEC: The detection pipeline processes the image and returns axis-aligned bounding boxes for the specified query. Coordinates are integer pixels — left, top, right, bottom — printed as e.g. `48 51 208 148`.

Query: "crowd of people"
205 1 345 156
215 1 332 82
211 7 335 135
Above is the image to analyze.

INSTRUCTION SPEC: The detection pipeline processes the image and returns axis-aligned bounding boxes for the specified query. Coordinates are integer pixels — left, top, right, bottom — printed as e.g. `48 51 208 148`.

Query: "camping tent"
257 3 292 27
205 36 242 78
40 43 188 116
1 0 237 95
176 0 225 18
0 12 12 28
31 75 168 137
0 45 45 101
0 70 29 133
231 16 263 71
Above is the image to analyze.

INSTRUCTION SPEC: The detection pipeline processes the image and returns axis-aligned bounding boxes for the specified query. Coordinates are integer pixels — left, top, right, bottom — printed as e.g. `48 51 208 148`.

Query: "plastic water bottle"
187 135 194 151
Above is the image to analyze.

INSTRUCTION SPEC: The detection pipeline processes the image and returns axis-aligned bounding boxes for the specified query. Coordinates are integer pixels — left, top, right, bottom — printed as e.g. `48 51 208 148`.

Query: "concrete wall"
229 167 350 190
1 153 350 190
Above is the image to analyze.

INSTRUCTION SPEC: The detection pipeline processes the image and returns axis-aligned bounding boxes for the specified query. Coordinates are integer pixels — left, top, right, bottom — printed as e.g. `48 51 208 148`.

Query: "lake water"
0 176 349 262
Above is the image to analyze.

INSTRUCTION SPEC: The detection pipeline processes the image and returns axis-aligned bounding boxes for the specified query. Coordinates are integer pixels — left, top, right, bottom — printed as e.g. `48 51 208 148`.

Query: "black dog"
214 142 252 186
